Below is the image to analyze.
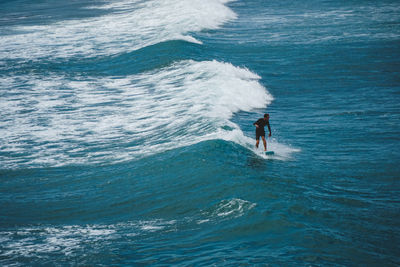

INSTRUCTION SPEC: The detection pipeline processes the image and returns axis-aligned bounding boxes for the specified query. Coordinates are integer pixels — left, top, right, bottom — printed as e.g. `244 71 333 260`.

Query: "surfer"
253 113 271 151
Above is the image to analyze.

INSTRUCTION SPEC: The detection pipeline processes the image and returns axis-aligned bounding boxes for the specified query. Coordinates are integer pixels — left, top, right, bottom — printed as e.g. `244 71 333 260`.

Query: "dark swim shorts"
256 130 265 140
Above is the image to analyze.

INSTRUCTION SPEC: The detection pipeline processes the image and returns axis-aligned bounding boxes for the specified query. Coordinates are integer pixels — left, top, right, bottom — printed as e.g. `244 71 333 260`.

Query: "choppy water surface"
1 0 399 265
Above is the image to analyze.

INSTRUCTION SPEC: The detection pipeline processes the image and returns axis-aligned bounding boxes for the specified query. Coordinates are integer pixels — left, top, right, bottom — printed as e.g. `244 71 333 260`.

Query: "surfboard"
265 151 274 155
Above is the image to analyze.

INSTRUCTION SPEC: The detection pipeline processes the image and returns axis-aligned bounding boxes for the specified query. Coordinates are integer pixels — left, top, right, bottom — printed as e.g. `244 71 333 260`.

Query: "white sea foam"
198 198 256 222
1 60 281 168
214 198 256 218
0 0 237 61
137 219 177 232
0 220 176 259
221 129 300 160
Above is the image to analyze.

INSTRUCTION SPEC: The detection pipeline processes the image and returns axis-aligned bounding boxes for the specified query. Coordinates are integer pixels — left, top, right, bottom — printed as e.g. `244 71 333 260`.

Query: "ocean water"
1 0 399 265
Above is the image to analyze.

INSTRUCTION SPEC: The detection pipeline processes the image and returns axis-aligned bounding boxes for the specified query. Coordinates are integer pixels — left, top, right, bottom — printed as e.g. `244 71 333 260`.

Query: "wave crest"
0 0 237 61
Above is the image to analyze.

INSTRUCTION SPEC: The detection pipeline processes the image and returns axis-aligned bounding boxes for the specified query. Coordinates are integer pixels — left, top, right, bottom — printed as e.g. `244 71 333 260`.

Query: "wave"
0 197 256 261
0 60 275 168
0 0 237 61
0 197 254 262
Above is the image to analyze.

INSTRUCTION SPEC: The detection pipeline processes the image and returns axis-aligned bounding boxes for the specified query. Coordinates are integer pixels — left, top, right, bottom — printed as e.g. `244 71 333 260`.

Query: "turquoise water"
1 0 399 265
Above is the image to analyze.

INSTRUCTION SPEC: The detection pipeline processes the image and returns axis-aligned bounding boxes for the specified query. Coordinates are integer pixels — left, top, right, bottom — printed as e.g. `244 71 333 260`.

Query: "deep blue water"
1 0 399 266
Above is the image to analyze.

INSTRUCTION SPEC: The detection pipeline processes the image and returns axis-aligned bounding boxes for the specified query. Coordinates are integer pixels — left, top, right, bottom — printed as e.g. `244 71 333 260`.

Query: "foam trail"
220 128 300 160
0 0 237 61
